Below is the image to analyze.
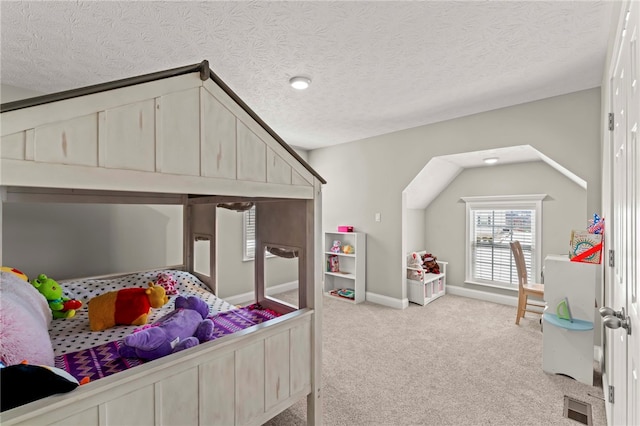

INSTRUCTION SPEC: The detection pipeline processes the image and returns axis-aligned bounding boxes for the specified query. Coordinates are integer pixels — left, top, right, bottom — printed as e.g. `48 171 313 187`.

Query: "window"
243 206 274 261
243 206 257 260
462 195 545 289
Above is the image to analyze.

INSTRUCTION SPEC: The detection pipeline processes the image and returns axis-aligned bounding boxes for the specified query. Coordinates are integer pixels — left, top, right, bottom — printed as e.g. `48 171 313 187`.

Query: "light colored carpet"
264 292 606 426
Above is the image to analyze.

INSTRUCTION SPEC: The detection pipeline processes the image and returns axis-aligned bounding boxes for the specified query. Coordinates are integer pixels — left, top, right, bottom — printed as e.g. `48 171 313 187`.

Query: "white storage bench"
406 254 448 306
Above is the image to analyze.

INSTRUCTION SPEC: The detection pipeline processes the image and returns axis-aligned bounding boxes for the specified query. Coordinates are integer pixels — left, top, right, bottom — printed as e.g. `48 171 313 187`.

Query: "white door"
604 2 640 425
625 3 639 424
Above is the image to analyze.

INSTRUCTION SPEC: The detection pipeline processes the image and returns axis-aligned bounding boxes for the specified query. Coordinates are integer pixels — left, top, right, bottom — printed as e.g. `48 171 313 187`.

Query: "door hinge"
609 249 615 267
608 385 615 403
609 113 614 131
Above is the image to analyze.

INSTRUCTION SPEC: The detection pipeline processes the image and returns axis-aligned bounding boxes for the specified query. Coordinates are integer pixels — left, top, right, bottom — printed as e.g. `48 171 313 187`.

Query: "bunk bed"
0 60 325 425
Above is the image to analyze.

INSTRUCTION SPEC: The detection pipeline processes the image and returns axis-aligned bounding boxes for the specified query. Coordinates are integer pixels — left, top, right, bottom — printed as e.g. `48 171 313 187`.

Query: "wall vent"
563 395 593 425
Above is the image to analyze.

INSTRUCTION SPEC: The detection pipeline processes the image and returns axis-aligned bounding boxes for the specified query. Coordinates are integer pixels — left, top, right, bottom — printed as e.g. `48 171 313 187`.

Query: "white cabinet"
542 254 600 386
323 232 366 303
405 255 448 305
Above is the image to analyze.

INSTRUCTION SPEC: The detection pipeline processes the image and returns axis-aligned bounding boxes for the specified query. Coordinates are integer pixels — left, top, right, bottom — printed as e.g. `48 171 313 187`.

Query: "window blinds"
471 209 535 285
244 206 256 259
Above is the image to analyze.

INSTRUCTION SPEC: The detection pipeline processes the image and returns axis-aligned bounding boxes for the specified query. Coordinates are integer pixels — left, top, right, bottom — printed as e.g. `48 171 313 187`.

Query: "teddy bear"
422 254 440 274
88 282 169 331
406 252 424 281
31 274 82 319
118 296 215 361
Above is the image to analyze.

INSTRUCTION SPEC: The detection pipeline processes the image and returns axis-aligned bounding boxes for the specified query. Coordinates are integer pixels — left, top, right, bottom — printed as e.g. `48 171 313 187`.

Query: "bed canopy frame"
0 60 325 425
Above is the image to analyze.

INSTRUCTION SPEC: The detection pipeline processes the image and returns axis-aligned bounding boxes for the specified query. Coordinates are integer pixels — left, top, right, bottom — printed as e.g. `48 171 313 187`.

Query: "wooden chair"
510 241 545 325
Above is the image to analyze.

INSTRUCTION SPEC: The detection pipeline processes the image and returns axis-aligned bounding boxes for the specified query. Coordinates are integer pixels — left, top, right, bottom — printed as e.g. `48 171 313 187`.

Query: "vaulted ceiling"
1 1 614 150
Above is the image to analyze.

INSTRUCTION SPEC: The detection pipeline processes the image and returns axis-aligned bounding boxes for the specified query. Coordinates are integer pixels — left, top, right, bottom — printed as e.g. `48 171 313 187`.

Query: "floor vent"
563 395 593 425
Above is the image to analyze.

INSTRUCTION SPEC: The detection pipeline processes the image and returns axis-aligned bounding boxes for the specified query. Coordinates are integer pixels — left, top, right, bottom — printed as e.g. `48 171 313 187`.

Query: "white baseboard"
446 285 518 307
594 345 602 364
366 286 518 310
365 291 407 309
224 280 299 306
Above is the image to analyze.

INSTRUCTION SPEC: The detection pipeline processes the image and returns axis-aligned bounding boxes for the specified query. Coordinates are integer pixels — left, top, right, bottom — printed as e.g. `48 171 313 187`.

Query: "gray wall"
1 85 301 296
426 161 586 297
309 88 602 301
405 208 426 253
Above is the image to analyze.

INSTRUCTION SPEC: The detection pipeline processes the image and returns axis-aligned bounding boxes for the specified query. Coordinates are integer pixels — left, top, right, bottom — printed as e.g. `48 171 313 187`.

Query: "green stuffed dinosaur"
31 274 82 319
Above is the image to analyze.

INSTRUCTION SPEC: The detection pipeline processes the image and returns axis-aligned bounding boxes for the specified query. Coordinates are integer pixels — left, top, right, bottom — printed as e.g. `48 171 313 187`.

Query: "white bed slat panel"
104 386 155 425
104 100 155 172
34 114 98 166
267 148 292 185
200 87 237 179
49 407 99 426
159 368 199 426
265 330 291 411
200 352 236 425
1 131 25 160
290 321 312 395
1 160 315 199
1 74 201 137
235 340 265 425
236 121 266 183
158 88 200 176
292 169 312 187
0 311 313 426
201 79 313 188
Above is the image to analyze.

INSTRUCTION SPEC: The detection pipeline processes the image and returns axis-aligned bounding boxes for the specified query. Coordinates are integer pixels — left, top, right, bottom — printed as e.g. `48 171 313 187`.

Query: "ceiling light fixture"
289 76 311 90
483 157 499 165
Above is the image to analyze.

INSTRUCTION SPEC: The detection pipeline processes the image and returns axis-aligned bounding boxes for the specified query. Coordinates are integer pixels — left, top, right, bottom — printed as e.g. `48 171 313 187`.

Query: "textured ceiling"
0 1 614 150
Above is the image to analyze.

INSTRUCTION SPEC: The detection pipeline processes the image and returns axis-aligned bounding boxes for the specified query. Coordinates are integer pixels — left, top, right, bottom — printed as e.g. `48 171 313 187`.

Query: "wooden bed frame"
0 61 325 425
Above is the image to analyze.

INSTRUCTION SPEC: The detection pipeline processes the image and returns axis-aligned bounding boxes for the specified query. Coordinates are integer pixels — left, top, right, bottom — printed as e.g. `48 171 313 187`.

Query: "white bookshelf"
323 231 366 304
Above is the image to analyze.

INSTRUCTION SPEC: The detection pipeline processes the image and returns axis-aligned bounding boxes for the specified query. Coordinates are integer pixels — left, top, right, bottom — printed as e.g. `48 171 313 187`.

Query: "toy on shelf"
587 213 605 235
88 282 169 331
119 296 214 361
570 213 605 264
422 253 440 274
342 244 354 254
406 252 424 281
328 255 340 272
330 240 342 253
556 297 573 322
1 266 28 281
329 288 355 299
31 274 82 319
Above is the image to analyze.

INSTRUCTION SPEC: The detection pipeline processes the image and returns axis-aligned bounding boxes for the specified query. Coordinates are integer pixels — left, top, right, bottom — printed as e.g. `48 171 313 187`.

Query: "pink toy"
156 272 179 295
406 252 424 281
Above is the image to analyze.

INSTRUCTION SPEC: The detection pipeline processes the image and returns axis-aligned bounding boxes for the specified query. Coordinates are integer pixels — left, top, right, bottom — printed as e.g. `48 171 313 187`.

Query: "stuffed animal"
422 254 440 274
118 296 214 361
406 252 424 281
155 272 179 295
31 274 82 319
330 240 342 253
0 361 89 412
1 266 28 281
342 244 354 254
88 283 169 331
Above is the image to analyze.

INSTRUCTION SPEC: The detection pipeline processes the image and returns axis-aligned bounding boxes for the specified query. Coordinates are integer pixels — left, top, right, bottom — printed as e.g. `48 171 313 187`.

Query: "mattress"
51 269 236 356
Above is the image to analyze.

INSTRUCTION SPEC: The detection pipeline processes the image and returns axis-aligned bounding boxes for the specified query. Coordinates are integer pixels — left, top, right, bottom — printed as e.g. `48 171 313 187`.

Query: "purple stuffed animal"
119 296 214 361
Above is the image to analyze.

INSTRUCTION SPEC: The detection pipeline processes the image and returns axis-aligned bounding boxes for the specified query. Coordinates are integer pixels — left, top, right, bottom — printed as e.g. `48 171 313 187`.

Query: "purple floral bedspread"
55 305 280 382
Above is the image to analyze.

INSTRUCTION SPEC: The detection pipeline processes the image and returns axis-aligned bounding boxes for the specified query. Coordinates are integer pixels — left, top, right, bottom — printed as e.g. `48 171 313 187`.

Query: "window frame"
462 194 545 290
